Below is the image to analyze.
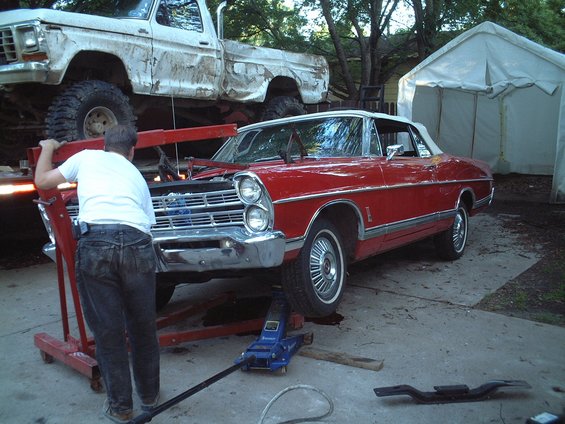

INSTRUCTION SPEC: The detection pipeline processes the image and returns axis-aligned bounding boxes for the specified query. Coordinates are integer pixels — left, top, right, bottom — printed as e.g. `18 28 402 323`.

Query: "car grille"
152 188 245 231
67 203 79 219
0 28 17 64
64 186 245 231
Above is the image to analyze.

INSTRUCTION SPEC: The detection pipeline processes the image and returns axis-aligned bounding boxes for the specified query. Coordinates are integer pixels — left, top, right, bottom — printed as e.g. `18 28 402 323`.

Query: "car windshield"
48 0 152 19
213 116 364 164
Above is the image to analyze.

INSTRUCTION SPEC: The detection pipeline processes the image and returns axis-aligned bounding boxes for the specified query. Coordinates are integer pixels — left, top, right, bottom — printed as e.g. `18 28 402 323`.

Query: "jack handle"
129 354 257 424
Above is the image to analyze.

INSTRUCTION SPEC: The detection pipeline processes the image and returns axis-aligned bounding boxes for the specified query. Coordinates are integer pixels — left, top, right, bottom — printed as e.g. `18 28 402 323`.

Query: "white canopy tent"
397 22 565 203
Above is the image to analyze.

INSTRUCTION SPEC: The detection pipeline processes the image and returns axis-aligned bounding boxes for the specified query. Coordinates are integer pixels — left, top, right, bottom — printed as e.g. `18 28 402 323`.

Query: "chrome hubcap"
452 209 467 252
309 234 339 302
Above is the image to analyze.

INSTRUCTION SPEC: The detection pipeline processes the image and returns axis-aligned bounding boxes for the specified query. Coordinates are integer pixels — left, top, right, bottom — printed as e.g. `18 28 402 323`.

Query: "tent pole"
471 93 478 158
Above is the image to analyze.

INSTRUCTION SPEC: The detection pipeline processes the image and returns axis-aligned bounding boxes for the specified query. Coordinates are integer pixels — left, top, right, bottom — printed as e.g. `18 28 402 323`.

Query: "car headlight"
235 172 274 232
21 28 38 49
238 177 262 204
245 206 269 232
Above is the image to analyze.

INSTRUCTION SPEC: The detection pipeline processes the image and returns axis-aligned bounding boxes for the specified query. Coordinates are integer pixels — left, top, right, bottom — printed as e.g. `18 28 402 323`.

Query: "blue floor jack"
130 290 312 423
235 289 313 372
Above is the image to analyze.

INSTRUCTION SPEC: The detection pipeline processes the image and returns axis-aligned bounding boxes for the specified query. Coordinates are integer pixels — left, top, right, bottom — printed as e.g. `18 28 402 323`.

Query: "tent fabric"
397 21 565 203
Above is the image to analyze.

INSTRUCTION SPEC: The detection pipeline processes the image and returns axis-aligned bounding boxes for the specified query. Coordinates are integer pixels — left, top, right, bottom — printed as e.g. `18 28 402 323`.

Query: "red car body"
39 110 493 316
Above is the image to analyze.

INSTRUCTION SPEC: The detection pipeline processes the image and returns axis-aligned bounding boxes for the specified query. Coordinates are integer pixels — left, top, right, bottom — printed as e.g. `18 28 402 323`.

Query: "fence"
306 101 396 115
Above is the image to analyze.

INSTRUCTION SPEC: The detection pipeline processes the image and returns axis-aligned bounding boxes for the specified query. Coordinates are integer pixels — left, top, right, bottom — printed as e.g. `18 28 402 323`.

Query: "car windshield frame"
213 116 366 164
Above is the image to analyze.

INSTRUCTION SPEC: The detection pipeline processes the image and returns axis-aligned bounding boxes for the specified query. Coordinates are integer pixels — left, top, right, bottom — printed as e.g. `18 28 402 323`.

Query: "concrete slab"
348 214 540 306
0 214 563 424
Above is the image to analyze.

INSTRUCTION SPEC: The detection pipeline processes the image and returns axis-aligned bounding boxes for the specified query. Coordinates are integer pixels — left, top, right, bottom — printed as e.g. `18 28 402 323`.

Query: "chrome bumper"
42 242 56 262
42 227 287 273
0 62 49 85
152 227 286 273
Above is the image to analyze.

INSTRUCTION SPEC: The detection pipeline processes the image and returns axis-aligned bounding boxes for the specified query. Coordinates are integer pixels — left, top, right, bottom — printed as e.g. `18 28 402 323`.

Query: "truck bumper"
0 62 49 85
152 227 286 273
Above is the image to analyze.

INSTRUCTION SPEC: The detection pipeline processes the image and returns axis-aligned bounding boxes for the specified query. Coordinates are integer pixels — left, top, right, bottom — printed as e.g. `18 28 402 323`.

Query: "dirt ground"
477 174 565 326
1 174 564 326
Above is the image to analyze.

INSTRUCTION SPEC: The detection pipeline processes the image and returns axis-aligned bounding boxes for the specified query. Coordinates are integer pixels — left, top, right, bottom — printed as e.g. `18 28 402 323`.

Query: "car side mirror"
386 144 404 160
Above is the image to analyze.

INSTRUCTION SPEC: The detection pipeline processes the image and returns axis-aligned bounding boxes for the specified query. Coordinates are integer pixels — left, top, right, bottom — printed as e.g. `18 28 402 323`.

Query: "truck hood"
0 9 149 36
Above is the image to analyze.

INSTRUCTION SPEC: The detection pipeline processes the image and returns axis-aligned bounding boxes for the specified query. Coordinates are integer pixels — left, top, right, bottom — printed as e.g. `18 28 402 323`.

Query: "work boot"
102 399 133 423
141 392 160 412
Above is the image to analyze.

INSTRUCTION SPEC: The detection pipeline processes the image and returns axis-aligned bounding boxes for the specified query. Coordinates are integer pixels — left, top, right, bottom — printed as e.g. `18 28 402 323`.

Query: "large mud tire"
46 80 136 142
281 219 347 317
261 96 306 121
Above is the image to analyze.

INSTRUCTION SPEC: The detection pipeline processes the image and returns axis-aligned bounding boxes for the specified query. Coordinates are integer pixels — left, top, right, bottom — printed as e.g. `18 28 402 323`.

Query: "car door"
376 118 439 246
150 0 222 99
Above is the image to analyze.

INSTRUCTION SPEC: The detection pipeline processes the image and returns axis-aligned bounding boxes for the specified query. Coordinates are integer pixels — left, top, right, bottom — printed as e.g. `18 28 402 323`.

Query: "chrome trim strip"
273 178 492 205
474 187 495 209
283 199 365 252
361 209 456 240
285 237 305 252
284 208 457 253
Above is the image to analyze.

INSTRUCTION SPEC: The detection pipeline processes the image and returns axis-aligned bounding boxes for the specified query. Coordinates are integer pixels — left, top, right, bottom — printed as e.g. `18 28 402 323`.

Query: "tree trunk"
320 0 358 99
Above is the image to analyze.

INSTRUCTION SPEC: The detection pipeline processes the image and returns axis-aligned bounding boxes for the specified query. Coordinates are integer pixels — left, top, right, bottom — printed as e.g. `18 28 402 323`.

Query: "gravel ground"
477 174 565 326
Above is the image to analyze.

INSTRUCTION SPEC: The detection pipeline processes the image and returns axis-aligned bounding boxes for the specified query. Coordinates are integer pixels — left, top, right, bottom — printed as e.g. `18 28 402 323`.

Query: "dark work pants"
76 224 160 414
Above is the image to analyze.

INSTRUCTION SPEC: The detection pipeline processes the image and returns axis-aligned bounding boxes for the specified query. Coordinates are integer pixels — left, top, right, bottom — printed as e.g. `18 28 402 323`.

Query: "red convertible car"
44 110 494 317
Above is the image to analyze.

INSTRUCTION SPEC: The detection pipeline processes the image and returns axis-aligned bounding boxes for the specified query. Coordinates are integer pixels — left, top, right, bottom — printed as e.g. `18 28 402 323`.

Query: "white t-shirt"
58 150 156 234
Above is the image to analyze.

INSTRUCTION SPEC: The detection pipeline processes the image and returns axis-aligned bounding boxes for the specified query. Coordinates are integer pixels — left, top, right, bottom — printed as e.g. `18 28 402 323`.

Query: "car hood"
195 157 384 202
0 9 150 36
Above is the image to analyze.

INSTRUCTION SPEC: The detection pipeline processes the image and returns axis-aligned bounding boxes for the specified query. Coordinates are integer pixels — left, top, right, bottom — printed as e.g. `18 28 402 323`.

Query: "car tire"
281 218 347 317
261 96 306 121
434 203 469 260
155 285 175 312
46 80 136 142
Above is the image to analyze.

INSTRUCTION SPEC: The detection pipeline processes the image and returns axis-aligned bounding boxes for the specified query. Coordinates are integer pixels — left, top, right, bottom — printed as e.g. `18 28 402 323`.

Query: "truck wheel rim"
309 236 338 302
83 106 118 138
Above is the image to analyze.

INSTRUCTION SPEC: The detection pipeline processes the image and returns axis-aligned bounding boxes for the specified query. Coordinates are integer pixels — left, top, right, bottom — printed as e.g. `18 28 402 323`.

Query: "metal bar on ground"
55 246 70 341
129 355 257 424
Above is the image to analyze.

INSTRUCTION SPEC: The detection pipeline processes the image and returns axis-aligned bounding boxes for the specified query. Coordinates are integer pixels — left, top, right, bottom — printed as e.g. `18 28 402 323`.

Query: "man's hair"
104 125 137 156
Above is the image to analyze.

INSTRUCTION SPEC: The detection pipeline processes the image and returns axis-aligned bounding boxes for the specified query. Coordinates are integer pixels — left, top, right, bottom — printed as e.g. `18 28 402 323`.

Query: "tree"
474 0 565 52
209 0 311 51
300 0 409 100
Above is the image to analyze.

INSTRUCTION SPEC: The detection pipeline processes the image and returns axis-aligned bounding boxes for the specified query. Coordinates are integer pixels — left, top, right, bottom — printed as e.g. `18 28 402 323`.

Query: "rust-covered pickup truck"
0 0 328 149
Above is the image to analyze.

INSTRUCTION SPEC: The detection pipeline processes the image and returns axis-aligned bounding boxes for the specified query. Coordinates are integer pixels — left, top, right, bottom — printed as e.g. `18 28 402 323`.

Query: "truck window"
51 0 152 19
156 0 204 32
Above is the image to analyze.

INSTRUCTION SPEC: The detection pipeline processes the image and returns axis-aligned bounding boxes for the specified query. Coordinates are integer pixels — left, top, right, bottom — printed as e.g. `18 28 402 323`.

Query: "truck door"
150 0 222 99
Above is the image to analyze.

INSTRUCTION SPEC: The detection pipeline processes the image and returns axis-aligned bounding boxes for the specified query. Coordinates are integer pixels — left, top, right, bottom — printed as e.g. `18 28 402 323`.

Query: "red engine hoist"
27 124 308 393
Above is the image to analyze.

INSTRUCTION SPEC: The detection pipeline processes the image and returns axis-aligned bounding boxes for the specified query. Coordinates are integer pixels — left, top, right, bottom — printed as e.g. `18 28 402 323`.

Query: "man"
34 125 160 423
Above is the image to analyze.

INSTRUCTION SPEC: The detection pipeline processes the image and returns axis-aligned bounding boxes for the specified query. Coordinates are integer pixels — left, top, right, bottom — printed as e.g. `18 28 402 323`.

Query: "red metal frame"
24 125 304 388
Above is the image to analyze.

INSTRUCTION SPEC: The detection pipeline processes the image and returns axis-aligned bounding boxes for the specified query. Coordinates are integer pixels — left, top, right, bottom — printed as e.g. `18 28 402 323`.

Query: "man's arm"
34 139 68 190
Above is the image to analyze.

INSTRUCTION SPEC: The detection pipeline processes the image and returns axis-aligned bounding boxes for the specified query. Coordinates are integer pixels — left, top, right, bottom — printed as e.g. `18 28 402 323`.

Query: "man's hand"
34 139 68 190
39 138 66 151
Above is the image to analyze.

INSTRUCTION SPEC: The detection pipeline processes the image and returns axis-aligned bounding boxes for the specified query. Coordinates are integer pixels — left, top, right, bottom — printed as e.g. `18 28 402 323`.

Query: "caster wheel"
40 350 54 364
90 377 103 393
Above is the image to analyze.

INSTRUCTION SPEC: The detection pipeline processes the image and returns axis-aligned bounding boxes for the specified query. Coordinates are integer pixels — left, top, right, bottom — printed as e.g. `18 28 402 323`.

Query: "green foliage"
208 0 312 52
473 0 565 52
543 284 565 303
